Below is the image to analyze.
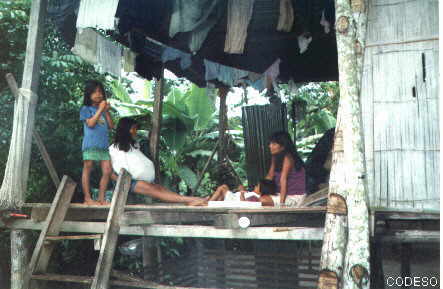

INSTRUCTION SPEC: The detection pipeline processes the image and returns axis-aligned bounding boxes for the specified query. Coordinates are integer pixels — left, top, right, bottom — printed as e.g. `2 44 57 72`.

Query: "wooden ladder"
23 170 132 289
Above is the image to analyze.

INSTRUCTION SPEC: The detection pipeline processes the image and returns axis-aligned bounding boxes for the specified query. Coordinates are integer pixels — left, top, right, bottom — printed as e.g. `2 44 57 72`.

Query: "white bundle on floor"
0 88 37 209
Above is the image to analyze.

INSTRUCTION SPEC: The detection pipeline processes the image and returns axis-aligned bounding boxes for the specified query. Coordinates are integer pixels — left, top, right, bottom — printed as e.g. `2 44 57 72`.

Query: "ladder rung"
32 273 92 284
45 234 102 241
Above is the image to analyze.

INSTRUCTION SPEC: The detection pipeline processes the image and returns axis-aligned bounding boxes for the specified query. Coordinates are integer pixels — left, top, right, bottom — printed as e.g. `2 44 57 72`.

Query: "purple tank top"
274 167 306 195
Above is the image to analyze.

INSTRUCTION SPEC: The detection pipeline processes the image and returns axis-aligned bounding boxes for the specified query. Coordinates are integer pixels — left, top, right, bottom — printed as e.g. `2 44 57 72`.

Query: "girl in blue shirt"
80 80 114 205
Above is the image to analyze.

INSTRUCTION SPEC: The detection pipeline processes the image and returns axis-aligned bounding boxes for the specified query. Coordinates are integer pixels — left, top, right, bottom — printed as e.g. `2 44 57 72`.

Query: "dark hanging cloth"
46 0 81 47
116 0 172 39
242 103 288 187
305 128 335 194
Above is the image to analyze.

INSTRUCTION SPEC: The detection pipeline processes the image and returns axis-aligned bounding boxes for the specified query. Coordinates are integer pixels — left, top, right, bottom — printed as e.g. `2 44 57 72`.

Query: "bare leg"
189 184 230 206
208 185 230 201
133 181 204 204
82 160 99 205
98 160 113 205
260 195 274 206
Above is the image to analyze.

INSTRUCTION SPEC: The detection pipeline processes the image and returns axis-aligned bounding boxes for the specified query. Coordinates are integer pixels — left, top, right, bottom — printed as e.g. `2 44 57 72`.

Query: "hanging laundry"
76 0 120 30
71 28 98 65
204 60 250 87
169 0 223 52
224 0 255 54
264 58 281 92
320 10 331 34
97 35 122 77
123 48 136 72
297 33 312 54
161 47 192 70
277 0 295 32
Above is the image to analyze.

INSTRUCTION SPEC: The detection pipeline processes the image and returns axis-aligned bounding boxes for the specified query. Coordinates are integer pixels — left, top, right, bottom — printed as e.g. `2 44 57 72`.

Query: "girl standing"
80 80 114 205
261 131 306 207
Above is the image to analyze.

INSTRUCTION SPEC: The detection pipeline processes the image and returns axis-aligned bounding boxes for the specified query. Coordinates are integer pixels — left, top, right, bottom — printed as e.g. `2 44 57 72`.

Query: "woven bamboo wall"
159 239 321 289
361 0 439 211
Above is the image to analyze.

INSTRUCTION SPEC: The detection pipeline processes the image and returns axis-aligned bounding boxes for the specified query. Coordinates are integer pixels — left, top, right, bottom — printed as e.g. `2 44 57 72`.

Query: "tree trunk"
337 0 370 288
318 106 348 289
149 71 164 184
319 0 370 288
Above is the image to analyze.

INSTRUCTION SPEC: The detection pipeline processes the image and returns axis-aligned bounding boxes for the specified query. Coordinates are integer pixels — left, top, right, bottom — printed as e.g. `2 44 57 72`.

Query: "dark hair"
258 179 276 195
83 80 106 106
113 117 138 152
269 131 304 171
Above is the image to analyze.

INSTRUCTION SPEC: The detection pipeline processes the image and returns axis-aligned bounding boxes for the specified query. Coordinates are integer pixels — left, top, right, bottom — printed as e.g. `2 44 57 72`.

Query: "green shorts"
82 148 110 161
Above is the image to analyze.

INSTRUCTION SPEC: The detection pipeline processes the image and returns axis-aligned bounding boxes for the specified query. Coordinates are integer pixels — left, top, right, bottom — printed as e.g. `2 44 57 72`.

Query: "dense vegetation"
0 0 338 286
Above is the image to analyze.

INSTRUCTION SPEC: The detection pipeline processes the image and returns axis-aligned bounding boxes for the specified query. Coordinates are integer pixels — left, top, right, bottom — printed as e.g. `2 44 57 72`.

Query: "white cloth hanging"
224 0 255 54
97 35 122 77
76 0 120 30
277 0 294 32
71 28 98 65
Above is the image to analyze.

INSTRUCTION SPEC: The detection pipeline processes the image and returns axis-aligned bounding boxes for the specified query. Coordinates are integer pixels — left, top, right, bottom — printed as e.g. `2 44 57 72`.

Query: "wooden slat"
228 206 327 214
23 176 76 289
7 220 325 240
91 169 131 289
214 213 299 229
45 234 102 241
32 273 216 289
376 230 439 243
120 211 214 226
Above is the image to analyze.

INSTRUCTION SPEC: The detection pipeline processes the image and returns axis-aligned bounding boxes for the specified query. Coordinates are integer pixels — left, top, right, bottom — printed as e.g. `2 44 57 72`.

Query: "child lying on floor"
191 179 276 206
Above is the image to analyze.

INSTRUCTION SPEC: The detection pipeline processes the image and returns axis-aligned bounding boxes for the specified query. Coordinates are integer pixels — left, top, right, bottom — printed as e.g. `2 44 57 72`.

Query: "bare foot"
99 200 111 206
188 199 209 206
84 198 100 206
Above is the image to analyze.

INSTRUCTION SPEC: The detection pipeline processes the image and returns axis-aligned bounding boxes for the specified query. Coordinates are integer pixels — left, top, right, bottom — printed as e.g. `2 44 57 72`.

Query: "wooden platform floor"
1 203 439 242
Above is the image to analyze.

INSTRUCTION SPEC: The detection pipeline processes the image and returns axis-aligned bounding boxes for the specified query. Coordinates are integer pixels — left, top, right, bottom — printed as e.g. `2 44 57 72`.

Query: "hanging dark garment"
242 103 288 186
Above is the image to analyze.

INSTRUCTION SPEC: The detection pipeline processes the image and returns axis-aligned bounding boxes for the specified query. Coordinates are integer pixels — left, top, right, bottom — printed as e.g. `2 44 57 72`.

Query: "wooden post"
217 87 229 164
5 73 60 189
7 1 47 289
142 237 158 281
149 70 164 184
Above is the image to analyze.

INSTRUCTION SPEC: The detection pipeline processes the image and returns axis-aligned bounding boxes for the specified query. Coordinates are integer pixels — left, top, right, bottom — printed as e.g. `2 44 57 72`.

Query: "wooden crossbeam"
45 234 102 241
120 211 214 225
32 273 217 289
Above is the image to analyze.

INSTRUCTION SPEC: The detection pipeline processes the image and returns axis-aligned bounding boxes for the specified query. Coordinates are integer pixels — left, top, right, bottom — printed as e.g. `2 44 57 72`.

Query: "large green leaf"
185 84 216 130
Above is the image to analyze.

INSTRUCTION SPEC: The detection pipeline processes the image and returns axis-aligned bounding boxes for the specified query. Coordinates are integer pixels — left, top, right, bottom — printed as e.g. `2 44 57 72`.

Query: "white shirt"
109 143 155 183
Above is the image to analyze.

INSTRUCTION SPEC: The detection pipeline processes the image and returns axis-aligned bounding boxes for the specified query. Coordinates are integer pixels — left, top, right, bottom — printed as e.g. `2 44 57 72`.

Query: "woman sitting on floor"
109 117 204 204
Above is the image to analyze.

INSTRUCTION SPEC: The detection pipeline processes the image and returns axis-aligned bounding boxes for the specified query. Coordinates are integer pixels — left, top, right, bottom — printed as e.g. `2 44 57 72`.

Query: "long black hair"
83 80 106 106
113 117 138 152
269 131 304 172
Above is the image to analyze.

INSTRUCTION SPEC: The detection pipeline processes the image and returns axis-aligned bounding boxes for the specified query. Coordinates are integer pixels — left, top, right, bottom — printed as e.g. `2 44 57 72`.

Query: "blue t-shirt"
80 106 109 151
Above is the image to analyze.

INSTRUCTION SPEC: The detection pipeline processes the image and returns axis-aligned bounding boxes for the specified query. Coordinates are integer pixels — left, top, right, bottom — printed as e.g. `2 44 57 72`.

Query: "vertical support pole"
149 69 164 184
7 1 47 289
218 87 229 164
142 237 158 281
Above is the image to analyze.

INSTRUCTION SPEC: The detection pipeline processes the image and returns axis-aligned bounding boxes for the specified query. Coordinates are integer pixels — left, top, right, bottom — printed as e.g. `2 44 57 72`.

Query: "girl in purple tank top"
261 131 306 207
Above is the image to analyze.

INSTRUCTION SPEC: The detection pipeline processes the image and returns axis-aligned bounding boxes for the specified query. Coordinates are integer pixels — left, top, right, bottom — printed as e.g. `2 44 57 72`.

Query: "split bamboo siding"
361 0 439 210
158 240 321 289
